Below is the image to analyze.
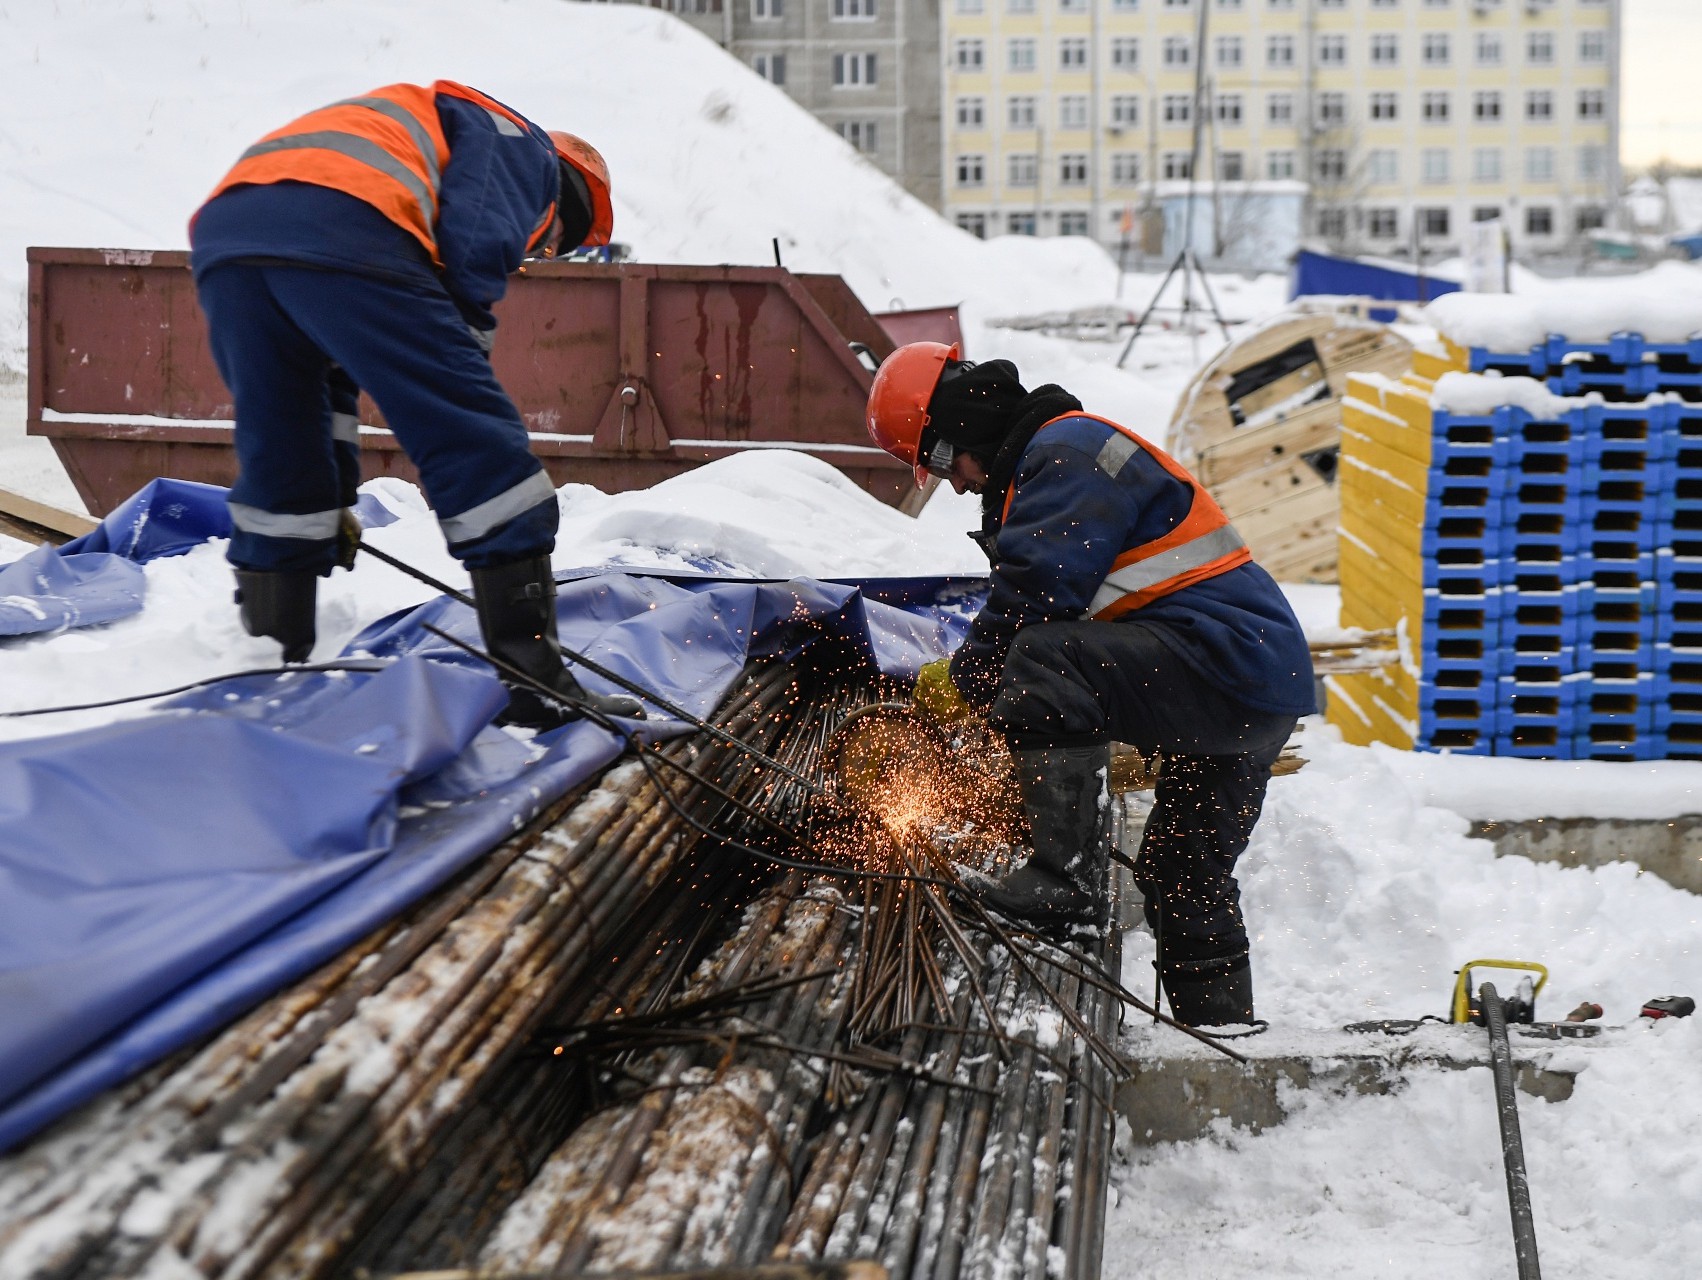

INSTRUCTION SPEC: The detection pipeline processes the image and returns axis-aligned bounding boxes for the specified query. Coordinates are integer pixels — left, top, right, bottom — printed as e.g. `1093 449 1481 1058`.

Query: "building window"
1215 36 1242 69
831 0 876 15
838 120 878 153
1473 148 1502 183
1267 35 1294 68
1576 206 1607 233
956 97 984 128
1164 0 1193 6
1368 209 1399 239
1110 0 1137 8
1059 95 1088 130
1008 153 1037 186
832 52 877 86
1370 93 1399 122
1216 93 1242 125
1008 95 1036 128
1060 38 1088 70
1266 150 1296 180
1370 34 1399 66
1008 0 1035 10
1110 95 1141 128
1219 151 1245 181
956 154 985 186
1318 35 1346 67
1008 39 1036 72
1579 30 1607 64
1111 38 1140 71
1422 148 1449 184
1163 94 1193 125
1423 33 1450 67
1474 91 1502 123
1475 33 1501 66
1163 152 1194 180
1579 90 1606 121
1525 91 1553 123
1526 146 1555 182
1422 92 1450 124
1267 93 1294 125
955 212 987 238
1008 211 1036 236
1059 154 1088 185
752 0 782 17
1317 209 1347 240
1370 0 1399 7
1319 0 1344 8
1162 36 1192 68
1526 31 1554 65
1112 152 1142 185
956 0 983 11
1058 211 1091 236
1060 0 1087 11
1316 149 1347 183
1368 149 1398 184
1316 93 1347 127
1526 206 1555 236
1268 0 1294 9
1579 144 1607 181
953 40 983 72
1418 207 1451 239
1218 0 1243 9
753 53 786 84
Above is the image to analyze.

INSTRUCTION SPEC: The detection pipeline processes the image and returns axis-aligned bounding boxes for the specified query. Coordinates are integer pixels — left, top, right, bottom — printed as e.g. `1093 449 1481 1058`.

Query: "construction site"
3 4 1702 1280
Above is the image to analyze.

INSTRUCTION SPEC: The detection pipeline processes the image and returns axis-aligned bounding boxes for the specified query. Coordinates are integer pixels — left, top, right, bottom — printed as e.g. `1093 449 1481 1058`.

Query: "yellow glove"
913 658 971 723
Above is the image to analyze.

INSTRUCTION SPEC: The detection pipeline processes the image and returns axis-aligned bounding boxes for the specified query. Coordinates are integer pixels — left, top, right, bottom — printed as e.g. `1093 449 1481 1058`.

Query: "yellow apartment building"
941 0 1620 265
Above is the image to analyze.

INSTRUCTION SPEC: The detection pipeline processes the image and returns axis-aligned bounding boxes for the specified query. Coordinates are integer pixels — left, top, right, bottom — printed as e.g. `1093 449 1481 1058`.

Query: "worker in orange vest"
189 80 638 726
866 343 1314 1026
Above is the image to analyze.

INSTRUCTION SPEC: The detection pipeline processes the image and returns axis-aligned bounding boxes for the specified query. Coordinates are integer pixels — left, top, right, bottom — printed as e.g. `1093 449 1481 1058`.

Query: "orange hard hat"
547 130 614 248
866 341 960 488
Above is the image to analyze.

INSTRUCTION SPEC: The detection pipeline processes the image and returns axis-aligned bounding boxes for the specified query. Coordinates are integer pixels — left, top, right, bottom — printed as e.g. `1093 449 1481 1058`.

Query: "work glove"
913 657 971 724
335 508 362 572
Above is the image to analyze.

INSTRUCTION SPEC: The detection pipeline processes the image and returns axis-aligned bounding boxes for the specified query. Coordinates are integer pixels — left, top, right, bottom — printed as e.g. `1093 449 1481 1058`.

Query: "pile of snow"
1425 260 1702 351
1429 370 1585 418
0 0 1120 373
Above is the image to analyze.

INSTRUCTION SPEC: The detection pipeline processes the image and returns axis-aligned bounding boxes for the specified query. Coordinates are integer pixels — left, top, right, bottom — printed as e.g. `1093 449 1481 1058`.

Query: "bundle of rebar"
1 646 1136 1280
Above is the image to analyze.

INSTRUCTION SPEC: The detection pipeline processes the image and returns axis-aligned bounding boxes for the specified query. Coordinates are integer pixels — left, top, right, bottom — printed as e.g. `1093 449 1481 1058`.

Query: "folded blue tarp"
0 481 984 1152
1 477 401 636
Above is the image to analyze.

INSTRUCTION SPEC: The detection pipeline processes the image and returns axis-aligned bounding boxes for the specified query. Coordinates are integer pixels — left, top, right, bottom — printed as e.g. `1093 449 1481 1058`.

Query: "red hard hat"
547 130 614 247
866 341 959 488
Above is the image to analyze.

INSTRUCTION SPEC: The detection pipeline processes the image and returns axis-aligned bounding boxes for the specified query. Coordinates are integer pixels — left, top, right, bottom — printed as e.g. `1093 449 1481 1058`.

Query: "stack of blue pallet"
1448 336 1702 760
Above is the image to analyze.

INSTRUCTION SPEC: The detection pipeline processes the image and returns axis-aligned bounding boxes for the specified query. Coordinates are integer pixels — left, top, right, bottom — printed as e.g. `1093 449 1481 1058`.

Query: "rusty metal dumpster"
26 247 916 516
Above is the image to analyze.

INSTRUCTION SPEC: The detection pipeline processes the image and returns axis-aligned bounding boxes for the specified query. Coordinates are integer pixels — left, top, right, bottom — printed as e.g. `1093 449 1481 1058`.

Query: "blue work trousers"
196 263 559 573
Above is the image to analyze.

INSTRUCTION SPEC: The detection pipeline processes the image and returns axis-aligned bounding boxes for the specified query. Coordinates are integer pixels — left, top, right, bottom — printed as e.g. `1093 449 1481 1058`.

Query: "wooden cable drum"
1168 311 1413 584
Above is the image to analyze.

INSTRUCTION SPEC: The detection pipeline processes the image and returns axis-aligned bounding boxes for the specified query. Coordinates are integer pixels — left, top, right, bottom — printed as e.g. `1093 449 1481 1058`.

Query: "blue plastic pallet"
1415 728 1496 756
1653 644 1702 675
1423 522 1508 558
1655 612 1702 645
1501 483 1579 522
1572 402 1674 448
1539 334 1702 369
1549 364 1702 398
1571 735 1665 761
1577 580 1660 613
1494 731 1573 758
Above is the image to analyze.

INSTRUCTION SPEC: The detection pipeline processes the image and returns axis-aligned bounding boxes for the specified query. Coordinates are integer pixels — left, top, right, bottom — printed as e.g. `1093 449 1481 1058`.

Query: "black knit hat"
922 359 1029 465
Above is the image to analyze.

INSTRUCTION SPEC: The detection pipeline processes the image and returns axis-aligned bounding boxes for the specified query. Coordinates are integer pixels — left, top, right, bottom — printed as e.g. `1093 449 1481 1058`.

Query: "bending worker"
865 344 1313 1026
189 79 638 726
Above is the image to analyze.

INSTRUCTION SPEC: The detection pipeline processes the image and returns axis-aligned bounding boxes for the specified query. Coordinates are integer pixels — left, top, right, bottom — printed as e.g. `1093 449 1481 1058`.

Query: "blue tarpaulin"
0 543 145 636
1289 249 1461 308
0 479 984 1152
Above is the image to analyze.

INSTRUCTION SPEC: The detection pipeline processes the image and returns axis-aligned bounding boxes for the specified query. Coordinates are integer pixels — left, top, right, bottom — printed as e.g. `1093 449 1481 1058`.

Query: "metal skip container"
26 247 922 516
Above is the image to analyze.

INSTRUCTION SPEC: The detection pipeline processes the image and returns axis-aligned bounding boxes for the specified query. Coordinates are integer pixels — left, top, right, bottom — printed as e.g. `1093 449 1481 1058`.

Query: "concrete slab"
1473 814 1702 896
1113 1023 1611 1145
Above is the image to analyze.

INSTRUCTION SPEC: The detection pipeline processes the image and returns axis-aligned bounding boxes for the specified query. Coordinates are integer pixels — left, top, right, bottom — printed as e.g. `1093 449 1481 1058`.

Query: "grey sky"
1624 0 1702 167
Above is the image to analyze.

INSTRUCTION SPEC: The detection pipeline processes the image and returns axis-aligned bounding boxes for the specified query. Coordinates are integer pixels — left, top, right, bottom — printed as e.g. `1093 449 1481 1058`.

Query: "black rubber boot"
232 569 318 664
962 743 1111 929
1162 952 1255 1027
469 556 644 729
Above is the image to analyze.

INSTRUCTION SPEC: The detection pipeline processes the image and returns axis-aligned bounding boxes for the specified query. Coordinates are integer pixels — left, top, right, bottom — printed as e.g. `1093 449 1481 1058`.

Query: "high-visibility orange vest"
1001 413 1251 620
202 80 558 268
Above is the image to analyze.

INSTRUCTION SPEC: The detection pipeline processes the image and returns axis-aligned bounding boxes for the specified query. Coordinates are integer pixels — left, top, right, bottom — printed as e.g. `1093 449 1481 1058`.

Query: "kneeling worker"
864 344 1314 1026
190 79 637 726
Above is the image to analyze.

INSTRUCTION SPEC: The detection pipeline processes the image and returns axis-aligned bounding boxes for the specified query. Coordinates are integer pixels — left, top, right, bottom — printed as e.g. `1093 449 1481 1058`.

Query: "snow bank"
1429 371 1582 418
1425 260 1702 351
0 0 1119 373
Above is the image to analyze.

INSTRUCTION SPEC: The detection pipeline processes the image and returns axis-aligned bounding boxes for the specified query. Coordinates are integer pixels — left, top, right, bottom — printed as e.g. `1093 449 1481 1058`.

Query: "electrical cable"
0 661 389 718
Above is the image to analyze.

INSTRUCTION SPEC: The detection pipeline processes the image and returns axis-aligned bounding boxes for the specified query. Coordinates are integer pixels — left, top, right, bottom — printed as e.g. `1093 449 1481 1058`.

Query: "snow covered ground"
3 2 1702 1277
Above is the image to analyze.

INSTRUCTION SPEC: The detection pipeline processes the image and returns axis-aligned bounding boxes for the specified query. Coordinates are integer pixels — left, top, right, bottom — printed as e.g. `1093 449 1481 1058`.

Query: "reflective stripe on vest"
1001 412 1251 620
202 81 541 268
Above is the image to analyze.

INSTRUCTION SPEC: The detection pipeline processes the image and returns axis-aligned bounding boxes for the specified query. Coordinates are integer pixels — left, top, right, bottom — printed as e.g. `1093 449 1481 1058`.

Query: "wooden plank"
1256 536 1338 584
1412 348 1464 382
1325 670 1416 750
1212 452 1331 519
1230 482 1339 553
1195 399 1343 485
0 486 97 545
1233 360 1327 422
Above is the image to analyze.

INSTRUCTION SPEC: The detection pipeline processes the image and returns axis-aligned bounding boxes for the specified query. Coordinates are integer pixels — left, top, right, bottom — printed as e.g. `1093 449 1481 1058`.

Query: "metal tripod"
1114 246 1232 369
